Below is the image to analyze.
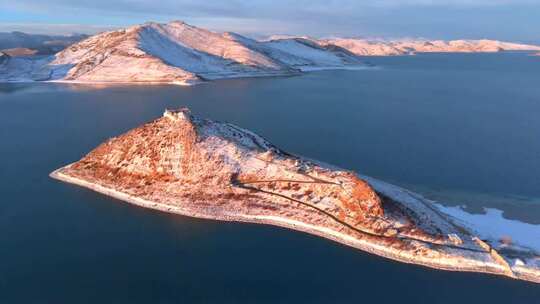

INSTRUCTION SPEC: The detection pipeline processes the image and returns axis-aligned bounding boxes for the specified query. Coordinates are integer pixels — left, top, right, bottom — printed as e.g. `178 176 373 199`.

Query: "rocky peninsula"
51 108 540 284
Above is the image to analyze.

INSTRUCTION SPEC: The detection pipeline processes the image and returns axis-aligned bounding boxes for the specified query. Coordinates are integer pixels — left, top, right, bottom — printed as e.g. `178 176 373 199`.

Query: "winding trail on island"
50 108 540 284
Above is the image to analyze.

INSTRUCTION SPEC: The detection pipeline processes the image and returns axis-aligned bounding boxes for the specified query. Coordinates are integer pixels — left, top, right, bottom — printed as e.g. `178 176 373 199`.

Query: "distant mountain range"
0 32 88 56
1 21 539 85
319 38 540 56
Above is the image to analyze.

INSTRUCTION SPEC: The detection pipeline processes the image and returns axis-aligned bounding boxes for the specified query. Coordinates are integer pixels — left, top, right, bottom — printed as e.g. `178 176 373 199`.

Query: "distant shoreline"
0 65 372 86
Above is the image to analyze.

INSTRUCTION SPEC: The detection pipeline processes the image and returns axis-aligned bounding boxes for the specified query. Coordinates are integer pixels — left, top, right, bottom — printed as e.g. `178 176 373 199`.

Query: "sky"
0 0 539 43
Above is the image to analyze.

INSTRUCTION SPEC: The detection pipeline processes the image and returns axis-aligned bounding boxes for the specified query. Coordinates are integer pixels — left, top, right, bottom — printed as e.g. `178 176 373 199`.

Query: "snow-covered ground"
363 174 540 253
436 205 540 253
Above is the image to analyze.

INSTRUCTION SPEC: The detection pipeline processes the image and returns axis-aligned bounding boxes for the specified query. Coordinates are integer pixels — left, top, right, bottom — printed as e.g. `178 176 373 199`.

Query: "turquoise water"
1 53 539 302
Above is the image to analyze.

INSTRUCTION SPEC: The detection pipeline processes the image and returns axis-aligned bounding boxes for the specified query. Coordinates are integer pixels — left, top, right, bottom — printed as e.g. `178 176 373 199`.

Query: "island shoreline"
50 164 540 284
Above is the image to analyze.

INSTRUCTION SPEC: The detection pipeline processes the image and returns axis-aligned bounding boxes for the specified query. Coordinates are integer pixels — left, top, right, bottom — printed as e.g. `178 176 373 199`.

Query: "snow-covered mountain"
3 21 538 84
0 21 366 85
320 38 540 56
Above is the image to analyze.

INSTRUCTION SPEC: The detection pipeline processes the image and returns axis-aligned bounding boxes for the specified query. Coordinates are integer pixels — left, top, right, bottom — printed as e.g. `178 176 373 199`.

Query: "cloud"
3 0 539 18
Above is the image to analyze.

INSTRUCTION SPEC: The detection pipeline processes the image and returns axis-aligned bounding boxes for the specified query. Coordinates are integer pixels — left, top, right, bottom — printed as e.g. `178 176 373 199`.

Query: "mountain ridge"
0 21 365 84
2 21 540 84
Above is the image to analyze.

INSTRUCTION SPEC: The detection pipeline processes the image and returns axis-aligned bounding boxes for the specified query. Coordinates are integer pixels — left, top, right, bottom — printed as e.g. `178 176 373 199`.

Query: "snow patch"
435 205 540 253
361 174 540 253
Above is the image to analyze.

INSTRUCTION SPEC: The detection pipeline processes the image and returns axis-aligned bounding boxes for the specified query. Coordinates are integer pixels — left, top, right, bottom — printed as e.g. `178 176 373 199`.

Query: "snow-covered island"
0 21 364 85
51 108 540 284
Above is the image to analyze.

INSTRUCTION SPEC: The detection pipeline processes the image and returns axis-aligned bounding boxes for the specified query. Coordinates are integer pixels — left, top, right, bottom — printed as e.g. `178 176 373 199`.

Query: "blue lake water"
1 53 539 302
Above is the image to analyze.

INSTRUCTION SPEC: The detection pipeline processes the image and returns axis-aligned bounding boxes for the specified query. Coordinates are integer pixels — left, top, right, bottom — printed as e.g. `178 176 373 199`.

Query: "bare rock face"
51 108 540 284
